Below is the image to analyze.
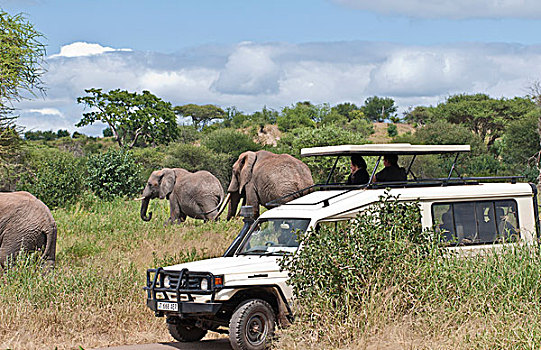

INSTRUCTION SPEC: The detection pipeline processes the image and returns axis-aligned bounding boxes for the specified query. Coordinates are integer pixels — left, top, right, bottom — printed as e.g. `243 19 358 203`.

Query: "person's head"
350 155 366 173
383 154 398 167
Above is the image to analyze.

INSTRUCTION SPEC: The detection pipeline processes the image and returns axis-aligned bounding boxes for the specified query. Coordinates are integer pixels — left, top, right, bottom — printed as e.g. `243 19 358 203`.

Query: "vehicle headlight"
200 278 209 290
164 276 171 288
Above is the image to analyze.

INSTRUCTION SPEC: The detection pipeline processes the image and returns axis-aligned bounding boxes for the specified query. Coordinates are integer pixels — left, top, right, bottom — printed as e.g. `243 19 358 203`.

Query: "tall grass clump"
280 193 441 347
279 194 541 349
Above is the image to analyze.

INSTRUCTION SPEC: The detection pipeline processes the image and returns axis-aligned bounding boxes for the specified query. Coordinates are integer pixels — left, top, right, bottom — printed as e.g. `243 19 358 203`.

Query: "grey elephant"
0 191 57 269
226 150 314 220
140 168 225 224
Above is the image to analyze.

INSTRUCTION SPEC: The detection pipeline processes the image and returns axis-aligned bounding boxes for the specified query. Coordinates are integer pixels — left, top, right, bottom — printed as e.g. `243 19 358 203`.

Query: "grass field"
0 196 242 350
3 196 541 350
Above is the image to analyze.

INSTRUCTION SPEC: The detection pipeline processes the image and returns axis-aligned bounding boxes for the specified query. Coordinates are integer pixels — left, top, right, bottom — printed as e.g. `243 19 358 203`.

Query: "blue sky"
3 0 541 135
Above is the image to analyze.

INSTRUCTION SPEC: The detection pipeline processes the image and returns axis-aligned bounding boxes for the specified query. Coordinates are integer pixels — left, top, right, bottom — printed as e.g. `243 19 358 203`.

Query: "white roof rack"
301 143 471 157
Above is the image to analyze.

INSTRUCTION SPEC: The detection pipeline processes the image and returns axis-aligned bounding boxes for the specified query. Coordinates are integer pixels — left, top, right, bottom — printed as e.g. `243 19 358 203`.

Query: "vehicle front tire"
229 299 276 350
168 321 207 342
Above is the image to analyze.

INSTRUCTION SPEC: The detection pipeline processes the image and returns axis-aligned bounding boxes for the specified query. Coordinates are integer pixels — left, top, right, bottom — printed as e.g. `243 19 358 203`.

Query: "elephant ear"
159 168 176 199
239 151 257 193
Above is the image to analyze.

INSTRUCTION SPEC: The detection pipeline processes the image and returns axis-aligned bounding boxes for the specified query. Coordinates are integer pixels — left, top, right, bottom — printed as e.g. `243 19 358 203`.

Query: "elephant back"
254 153 314 205
176 170 224 219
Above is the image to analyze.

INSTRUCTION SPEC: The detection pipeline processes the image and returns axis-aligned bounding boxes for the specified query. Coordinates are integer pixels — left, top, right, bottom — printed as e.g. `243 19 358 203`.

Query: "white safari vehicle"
144 144 540 350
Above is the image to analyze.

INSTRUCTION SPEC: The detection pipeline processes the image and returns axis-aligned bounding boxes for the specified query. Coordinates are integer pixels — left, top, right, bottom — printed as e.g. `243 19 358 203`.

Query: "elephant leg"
175 211 187 224
245 187 260 219
167 197 183 225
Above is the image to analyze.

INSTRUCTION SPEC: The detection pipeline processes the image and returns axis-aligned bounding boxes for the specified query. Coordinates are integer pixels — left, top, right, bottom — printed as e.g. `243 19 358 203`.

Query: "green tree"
435 94 535 147
57 129 70 138
0 10 46 110
502 111 540 167
403 106 435 126
331 102 360 121
77 89 179 148
277 102 318 132
174 104 225 129
0 10 46 179
362 96 397 122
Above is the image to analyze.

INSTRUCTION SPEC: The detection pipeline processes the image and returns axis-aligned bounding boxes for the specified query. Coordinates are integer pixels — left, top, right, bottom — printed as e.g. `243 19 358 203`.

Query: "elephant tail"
195 193 231 221
42 220 57 270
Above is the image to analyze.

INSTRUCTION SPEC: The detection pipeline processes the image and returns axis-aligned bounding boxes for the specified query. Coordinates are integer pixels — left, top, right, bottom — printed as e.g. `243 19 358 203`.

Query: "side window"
315 220 351 234
495 200 519 239
432 200 519 245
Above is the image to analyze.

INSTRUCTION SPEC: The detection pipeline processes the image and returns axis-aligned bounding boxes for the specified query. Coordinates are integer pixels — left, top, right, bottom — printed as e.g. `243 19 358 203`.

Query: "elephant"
0 191 57 270
140 168 225 224
226 150 314 220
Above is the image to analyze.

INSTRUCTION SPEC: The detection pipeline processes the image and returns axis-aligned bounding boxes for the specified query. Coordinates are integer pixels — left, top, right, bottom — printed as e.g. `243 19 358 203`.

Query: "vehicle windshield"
237 218 310 256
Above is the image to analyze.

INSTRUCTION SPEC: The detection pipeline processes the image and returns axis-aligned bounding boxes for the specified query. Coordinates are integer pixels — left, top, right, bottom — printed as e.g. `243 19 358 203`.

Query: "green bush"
394 120 497 177
275 125 369 183
387 123 398 137
163 143 232 187
281 193 438 301
85 148 142 200
201 128 260 160
501 110 540 169
17 147 86 208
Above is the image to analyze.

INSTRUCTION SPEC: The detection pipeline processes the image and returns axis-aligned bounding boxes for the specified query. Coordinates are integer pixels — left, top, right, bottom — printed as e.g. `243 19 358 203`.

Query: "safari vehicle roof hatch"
300 143 471 157
266 143 524 208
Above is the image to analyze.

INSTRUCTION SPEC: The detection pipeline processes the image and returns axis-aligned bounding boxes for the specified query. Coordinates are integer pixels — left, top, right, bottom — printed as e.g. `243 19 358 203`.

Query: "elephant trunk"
140 197 153 221
226 192 241 220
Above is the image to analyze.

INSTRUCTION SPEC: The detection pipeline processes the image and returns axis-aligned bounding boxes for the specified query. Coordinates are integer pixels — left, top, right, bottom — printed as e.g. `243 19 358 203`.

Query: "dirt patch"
368 123 415 144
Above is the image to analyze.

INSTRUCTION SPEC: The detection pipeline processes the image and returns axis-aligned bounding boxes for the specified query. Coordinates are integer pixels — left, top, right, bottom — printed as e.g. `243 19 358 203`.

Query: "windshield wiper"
238 249 269 255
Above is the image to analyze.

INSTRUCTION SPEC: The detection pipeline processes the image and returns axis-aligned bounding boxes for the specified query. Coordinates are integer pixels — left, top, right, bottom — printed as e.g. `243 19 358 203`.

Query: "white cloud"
27 108 63 116
11 40 541 136
212 42 281 95
333 0 541 19
49 42 132 58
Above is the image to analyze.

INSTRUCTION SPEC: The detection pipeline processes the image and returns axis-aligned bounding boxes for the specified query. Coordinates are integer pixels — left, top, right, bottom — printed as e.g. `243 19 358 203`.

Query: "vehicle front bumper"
146 299 222 316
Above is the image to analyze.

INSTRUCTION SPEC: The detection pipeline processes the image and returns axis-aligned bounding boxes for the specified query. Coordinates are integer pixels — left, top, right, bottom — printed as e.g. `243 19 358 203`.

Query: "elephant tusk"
133 197 145 201
215 193 231 220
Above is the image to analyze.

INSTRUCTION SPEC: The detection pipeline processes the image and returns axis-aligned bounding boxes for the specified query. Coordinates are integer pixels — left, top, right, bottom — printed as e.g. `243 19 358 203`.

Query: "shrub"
281 193 438 301
275 125 369 183
201 128 260 160
387 123 398 137
17 147 86 208
163 143 232 187
85 148 142 200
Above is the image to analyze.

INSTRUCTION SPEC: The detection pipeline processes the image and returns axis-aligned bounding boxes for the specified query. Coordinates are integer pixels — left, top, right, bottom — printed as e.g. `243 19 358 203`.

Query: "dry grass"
368 123 415 144
0 197 242 350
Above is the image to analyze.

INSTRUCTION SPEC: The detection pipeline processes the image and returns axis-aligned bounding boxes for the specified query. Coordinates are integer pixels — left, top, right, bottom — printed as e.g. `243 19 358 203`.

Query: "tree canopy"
0 10 46 109
436 94 535 147
362 96 398 122
174 104 226 129
0 10 46 182
76 88 179 148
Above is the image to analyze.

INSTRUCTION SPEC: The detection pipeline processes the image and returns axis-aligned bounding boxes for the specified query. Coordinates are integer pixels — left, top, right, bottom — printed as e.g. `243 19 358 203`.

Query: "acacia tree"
174 104 225 129
0 10 46 189
436 94 535 148
77 88 179 148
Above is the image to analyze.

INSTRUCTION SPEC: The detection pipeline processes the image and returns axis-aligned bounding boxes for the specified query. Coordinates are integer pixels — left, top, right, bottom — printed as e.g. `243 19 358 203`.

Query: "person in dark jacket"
375 154 407 182
346 154 370 185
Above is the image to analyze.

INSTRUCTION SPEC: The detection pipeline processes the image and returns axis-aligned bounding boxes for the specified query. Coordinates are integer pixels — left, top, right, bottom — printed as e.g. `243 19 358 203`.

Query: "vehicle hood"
162 256 286 284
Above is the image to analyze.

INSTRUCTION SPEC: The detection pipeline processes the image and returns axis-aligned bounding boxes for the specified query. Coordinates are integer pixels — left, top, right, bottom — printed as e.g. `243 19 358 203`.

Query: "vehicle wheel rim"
245 312 267 345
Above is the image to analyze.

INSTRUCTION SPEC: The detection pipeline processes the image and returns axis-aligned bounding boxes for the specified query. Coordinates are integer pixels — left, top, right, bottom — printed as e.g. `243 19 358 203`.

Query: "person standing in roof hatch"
346 154 370 185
